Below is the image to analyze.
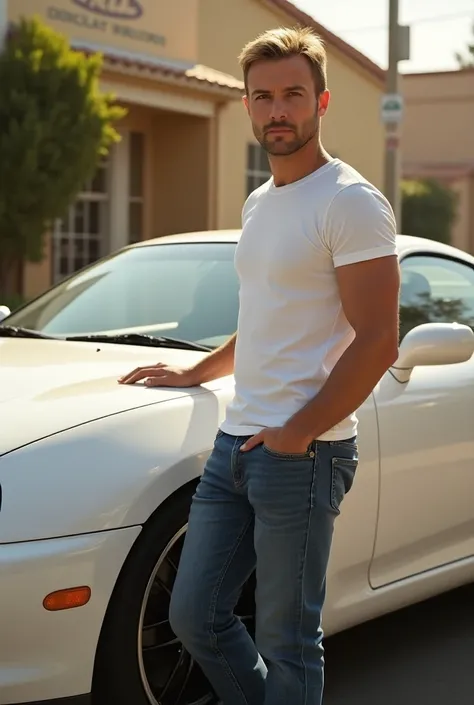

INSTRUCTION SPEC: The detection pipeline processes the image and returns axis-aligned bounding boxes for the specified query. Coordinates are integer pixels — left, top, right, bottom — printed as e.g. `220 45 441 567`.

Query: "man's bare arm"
284 255 400 442
188 332 237 384
119 333 236 386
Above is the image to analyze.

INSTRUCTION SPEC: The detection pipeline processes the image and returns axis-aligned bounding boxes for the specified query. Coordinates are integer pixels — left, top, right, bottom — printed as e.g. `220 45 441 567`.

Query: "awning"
101 52 245 99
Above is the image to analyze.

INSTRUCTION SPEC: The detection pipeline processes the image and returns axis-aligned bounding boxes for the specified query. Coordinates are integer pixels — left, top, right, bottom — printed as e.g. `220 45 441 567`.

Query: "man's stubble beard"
254 115 319 157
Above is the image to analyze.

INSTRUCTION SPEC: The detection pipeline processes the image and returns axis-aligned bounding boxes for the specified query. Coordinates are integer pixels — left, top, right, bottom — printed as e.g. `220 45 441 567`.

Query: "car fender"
0 385 234 544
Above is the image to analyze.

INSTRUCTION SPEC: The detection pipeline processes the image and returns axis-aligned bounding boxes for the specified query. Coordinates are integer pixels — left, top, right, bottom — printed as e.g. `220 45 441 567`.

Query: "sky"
294 0 474 73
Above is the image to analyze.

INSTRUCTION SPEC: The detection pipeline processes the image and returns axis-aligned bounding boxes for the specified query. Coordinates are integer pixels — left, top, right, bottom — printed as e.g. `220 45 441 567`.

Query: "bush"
401 178 458 245
0 293 26 314
0 15 126 294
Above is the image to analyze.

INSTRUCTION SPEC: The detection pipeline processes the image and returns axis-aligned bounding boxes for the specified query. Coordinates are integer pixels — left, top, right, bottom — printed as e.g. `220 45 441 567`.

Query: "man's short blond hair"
238 26 327 94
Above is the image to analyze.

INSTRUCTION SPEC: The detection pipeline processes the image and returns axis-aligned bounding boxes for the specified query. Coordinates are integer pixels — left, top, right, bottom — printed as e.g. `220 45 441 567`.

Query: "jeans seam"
330 461 340 515
207 514 254 705
231 434 245 488
297 446 319 705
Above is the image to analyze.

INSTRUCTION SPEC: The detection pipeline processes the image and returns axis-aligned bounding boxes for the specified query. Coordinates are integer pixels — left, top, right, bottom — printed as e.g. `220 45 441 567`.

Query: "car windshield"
3 242 240 349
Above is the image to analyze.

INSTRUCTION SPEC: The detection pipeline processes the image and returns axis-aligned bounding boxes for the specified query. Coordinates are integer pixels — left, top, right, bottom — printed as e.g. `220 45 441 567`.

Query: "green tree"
401 178 458 245
400 293 472 341
0 15 126 295
456 21 474 68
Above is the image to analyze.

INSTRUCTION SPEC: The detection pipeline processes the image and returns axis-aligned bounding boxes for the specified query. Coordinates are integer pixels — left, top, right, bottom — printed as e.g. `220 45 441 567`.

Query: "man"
119 26 400 705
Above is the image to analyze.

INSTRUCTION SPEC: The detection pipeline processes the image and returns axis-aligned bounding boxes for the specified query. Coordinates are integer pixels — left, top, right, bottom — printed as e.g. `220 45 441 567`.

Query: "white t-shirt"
220 158 397 441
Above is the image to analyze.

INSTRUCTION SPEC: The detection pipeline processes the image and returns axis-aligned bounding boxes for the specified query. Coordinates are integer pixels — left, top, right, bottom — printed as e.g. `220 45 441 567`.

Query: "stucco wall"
402 70 474 164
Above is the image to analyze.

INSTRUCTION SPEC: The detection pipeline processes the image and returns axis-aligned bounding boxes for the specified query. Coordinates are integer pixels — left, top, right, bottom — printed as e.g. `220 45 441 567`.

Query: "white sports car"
1 230 474 705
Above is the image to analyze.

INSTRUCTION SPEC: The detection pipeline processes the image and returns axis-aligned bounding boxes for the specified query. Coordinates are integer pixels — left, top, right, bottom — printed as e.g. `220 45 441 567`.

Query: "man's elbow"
357 326 399 369
377 329 399 368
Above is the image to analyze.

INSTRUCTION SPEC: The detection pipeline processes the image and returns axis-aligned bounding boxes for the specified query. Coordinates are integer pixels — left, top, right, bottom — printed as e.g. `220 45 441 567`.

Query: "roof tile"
102 53 244 94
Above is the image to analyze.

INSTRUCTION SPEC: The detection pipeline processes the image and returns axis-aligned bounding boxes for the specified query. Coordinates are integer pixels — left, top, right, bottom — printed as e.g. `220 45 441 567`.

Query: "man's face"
243 55 330 157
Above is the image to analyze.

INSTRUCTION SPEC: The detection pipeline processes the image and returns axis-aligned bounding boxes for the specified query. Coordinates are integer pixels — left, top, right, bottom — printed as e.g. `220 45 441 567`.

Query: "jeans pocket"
330 457 358 513
262 443 315 462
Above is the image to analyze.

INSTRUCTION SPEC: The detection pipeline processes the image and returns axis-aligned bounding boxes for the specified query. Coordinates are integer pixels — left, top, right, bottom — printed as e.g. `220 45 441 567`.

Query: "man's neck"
270 141 333 188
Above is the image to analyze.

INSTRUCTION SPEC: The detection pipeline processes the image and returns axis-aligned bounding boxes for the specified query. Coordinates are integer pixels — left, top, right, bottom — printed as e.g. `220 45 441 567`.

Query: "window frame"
128 131 145 245
52 156 111 284
246 143 271 196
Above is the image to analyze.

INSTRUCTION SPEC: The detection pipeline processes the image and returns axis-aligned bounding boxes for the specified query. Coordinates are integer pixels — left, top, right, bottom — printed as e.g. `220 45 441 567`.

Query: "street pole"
384 0 402 228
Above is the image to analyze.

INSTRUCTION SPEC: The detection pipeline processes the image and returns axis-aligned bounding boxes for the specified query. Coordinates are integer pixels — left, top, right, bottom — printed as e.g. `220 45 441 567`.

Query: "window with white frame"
246 143 271 196
51 130 147 283
128 131 145 244
52 156 110 284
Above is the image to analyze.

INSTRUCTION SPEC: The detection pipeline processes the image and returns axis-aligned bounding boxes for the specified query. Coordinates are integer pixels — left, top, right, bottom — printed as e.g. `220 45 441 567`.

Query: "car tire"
92 483 256 705
92 483 219 705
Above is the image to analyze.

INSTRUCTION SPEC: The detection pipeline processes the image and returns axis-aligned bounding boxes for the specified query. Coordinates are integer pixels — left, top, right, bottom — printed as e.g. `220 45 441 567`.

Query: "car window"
399 255 474 340
5 242 240 347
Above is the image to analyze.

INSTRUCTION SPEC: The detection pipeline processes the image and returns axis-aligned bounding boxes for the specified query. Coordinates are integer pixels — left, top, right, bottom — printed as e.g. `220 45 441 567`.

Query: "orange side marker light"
43 586 91 611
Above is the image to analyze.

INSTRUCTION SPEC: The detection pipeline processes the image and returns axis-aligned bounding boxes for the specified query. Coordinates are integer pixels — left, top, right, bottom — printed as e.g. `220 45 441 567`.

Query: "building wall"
402 69 474 253
8 0 200 64
198 0 386 229
402 69 474 164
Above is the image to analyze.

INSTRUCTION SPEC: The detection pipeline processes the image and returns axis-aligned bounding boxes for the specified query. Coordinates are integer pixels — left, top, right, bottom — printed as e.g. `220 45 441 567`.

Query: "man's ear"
318 90 330 118
243 95 249 113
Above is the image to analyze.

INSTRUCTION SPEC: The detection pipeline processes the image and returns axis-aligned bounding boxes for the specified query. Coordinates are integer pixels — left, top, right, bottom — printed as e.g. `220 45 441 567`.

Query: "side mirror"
392 322 474 382
0 305 11 322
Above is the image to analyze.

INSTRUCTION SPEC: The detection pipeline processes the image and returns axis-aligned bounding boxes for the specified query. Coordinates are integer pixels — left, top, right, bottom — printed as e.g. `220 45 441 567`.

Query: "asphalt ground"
323 583 474 705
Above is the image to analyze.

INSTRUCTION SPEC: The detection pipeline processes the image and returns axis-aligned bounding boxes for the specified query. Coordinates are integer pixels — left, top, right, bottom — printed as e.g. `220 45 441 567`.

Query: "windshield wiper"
0 326 212 351
0 326 58 340
65 332 212 352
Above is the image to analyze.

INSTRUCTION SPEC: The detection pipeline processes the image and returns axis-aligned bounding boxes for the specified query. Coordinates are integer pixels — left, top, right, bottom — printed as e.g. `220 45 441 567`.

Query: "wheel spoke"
239 614 254 622
159 647 192 703
143 617 168 632
143 635 181 651
166 553 179 574
155 574 173 597
142 617 180 651
175 657 196 705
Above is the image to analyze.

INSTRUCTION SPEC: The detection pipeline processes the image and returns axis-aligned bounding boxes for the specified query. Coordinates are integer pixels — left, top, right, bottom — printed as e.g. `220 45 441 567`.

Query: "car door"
369 252 474 588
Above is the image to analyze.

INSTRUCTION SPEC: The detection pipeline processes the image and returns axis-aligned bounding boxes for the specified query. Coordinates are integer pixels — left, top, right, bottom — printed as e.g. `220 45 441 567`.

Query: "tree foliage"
456 22 474 68
401 178 458 245
400 295 471 341
0 15 126 291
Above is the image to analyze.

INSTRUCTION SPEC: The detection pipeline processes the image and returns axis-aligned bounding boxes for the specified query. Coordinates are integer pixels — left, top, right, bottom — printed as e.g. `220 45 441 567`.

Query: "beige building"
402 67 474 254
1 0 386 298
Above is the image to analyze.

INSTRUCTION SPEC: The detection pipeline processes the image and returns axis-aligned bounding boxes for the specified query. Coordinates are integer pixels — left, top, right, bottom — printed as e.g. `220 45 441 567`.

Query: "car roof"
129 230 474 265
131 230 242 246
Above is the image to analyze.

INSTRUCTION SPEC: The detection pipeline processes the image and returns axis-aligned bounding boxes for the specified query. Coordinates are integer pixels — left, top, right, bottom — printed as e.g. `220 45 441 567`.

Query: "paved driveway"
324 583 474 704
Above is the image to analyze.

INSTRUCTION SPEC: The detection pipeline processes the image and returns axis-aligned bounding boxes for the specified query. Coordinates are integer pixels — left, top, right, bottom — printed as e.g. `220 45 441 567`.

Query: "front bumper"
0 527 141 704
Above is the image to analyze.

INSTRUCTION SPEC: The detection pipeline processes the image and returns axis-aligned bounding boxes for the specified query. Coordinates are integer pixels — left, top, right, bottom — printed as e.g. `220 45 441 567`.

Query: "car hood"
0 337 210 455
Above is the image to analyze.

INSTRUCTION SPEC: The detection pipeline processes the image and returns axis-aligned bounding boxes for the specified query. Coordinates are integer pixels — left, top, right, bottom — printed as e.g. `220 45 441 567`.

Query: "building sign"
46 3 165 48
71 1 143 20
7 0 198 63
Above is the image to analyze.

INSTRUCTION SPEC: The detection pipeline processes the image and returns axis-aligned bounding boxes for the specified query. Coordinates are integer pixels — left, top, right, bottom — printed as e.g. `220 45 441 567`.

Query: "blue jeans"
169 430 358 705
